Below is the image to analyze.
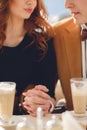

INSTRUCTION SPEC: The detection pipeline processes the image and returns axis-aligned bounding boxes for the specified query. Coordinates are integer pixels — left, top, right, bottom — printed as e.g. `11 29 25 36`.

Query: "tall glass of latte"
70 78 87 117
0 82 16 124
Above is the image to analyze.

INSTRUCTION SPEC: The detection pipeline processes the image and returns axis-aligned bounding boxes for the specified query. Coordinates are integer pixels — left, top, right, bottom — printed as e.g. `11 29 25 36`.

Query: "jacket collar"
63 17 82 77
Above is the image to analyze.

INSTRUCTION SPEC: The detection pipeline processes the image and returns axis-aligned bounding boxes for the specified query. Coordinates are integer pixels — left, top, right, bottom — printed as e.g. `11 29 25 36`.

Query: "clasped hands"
22 85 54 116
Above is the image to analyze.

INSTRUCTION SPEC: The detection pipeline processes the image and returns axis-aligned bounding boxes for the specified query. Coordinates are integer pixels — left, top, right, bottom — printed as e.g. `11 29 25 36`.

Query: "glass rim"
0 81 16 89
0 81 16 84
70 77 87 82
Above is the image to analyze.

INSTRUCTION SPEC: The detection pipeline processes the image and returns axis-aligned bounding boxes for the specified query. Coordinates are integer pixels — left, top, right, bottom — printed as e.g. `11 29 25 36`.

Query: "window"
44 0 70 23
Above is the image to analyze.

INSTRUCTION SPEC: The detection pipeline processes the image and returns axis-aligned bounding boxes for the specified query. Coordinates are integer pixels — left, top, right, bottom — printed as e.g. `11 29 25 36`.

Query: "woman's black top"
0 34 58 114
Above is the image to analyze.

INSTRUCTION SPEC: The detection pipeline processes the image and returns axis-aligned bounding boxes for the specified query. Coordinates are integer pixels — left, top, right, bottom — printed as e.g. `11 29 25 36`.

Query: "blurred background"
44 0 70 23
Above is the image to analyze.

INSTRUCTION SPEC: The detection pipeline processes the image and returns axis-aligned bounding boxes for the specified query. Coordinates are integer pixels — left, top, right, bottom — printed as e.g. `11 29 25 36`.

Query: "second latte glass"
70 78 87 117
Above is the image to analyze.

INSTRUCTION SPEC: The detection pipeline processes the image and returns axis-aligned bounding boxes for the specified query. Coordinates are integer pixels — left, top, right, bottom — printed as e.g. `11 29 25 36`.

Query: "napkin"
0 127 5 130
62 111 84 130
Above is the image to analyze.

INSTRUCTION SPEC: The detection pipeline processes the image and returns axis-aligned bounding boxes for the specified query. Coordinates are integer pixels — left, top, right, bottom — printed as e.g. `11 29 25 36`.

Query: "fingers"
22 85 52 117
23 100 50 116
24 96 51 107
23 95 51 116
24 96 47 104
23 85 51 100
23 84 49 95
34 85 49 92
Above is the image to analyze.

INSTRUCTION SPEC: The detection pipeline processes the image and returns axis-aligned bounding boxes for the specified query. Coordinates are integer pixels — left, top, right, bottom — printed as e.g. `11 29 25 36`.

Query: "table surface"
15 113 87 129
0 112 87 130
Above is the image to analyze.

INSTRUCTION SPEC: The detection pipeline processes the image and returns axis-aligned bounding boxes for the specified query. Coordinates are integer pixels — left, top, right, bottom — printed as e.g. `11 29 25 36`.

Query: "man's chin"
73 17 87 25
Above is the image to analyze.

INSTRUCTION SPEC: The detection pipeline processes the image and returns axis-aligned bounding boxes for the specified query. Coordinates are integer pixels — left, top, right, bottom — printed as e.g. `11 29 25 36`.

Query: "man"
65 0 87 24
53 0 87 110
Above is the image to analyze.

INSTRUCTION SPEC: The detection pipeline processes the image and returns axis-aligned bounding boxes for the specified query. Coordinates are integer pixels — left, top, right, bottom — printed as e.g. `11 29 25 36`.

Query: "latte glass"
0 82 16 124
70 78 87 117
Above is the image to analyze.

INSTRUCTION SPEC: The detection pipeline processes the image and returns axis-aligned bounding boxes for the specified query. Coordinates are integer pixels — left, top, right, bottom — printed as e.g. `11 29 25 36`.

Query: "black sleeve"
33 38 58 98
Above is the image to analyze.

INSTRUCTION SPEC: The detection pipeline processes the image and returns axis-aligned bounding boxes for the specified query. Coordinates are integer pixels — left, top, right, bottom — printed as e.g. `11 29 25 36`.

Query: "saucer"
70 111 87 118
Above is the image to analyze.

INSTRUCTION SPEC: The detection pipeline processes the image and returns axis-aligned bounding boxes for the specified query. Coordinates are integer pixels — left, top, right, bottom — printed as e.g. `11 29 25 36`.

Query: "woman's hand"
22 85 55 116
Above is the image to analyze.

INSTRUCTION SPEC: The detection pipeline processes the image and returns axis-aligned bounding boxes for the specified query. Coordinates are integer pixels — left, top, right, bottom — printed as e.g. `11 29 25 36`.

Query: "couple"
0 0 86 116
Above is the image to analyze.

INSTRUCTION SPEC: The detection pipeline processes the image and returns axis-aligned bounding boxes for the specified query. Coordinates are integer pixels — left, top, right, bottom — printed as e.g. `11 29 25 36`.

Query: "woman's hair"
0 0 53 57
0 0 9 46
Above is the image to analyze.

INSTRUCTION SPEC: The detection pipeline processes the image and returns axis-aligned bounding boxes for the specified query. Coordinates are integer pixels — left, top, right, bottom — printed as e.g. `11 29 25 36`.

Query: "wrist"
49 100 54 113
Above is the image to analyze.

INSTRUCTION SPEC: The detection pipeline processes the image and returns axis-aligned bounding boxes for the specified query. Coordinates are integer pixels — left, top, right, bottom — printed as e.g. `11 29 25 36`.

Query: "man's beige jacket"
53 17 82 110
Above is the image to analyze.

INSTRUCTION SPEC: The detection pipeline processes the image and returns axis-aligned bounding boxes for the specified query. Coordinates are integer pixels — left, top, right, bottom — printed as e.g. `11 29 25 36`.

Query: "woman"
0 0 58 116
